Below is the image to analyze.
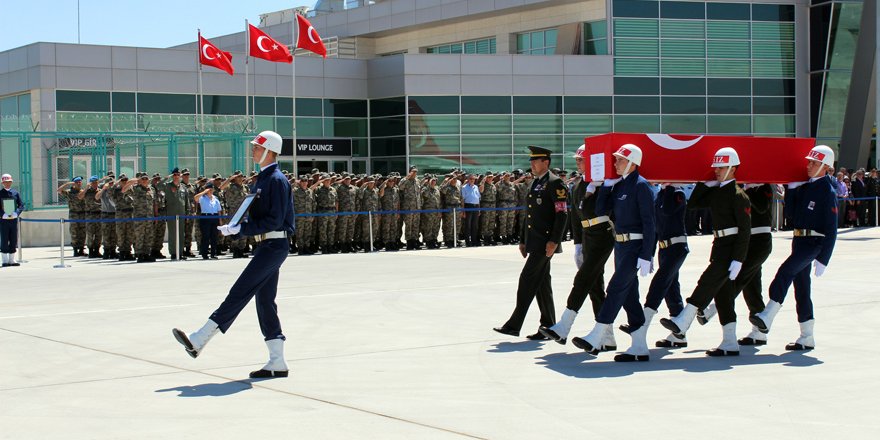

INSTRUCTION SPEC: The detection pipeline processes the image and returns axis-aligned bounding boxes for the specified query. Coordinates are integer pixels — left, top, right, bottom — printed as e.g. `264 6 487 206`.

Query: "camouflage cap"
118 173 128 180
181 168 190 175
151 173 161 179
233 170 243 176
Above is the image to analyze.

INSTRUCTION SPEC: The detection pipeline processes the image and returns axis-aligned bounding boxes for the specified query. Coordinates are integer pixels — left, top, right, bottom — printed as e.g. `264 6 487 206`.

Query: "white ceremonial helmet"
574 144 587 159
251 130 283 164
806 145 835 168
711 147 740 168
613 144 643 166
1 174 12 182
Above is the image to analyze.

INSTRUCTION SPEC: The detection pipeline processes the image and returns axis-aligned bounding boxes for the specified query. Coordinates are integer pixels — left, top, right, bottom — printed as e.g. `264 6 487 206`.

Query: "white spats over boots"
706 322 740 356
172 319 219 359
250 338 289 378
571 323 610 355
785 320 815 351
601 325 617 351
738 325 768 346
539 308 577 345
660 304 698 338
697 303 717 325
1 253 7 265
750 300 782 334
615 322 649 362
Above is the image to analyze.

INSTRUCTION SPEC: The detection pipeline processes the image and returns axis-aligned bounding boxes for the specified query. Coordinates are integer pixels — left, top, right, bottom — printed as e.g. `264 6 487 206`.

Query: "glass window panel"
752 4 795 22
661 59 706 76
410 135 460 156
462 155 519 173
661 39 706 58
613 0 660 18
276 117 292 136
662 115 706 134
461 115 512 134
410 156 464 172
708 115 751 133
464 41 476 54
56 112 112 131
615 38 659 57
614 77 660 95
352 139 369 157
203 95 246 115
707 40 750 59
461 136 512 155
462 96 511 114
513 135 562 154
614 58 660 76
296 98 323 117
324 118 367 137
56 90 111 112
662 97 706 114
137 93 196 114
564 96 613 114
753 79 796 96
370 117 406 137
277 97 292 115
707 21 750 39
370 97 406 117
253 115 276 132
426 47 436 54
615 96 660 114
584 20 607 39
708 97 751 114
517 33 530 51
753 97 796 114
324 99 367 118
409 115 460 135
531 31 544 49
660 1 705 19
660 20 705 39
370 137 406 156
613 19 659 37
111 113 138 131
513 115 562 134
707 59 750 77
545 29 558 47
707 3 750 20
752 41 795 59
139 113 195 132
662 78 706 95
438 46 450 54
753 115 795 134
513 96 562 114
200 115 243 133
827 3 862 70
585 39 609 55
706 78 752 96
112 92 135 113
371 157 406 175
408 96 459 114
563 115 613 133
752 22 795 40
614 115 660 132
752 60 794 78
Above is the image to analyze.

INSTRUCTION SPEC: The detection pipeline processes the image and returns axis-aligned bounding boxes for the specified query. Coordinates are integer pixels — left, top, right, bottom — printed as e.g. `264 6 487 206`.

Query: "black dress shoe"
571 337 600 354
526 331 549 341
659 318 685 339
705 348 739 357
748 315 770 333
538 326 566 345
737 337 767 346
618 324 633 334
492 326 519 337
614 353 649 362
785 342 813 351
172 328 199 359
655 339 688 348
249 369 289 378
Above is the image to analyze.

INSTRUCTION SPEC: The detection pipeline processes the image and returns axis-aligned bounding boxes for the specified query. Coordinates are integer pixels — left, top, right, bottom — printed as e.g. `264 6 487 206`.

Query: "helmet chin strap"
621 161 634 177
721 167 732 183
810 162 824 179
258 148 269 166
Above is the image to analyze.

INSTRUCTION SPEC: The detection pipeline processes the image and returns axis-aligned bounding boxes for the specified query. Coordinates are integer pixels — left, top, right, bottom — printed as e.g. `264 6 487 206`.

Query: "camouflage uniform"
83 185 103 256
151 181 166 257
440 180 462 247
112 182 134 259
335 182 357 251
514 179 530 243
62 186 87 254
99 185 117 257
353 182 364 245
496 178 517 243
419 183 442 246
224 181 249 255
379 183 400 248
479 179 497 243
183 178 197 255
398 177 422 247
359 184 380 249
314 184 337 251
131 183 155 260
293 184 315 253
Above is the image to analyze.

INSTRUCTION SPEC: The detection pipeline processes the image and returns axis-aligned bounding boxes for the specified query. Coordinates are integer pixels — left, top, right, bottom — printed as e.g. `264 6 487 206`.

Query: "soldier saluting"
494 146 568 340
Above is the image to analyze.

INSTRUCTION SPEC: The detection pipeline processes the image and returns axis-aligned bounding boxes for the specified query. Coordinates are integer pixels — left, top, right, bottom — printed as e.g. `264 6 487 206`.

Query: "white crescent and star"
307 26 321 44
201 44 216 60
256 36 271 53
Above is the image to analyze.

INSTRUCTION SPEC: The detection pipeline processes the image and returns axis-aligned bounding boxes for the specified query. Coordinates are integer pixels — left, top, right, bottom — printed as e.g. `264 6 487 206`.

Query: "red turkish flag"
198 35 234 75
296 14 327 58
248 24 292 63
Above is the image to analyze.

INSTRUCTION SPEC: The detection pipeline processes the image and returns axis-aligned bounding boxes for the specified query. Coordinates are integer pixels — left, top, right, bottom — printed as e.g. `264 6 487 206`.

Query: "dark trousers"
464 203 479 245
198 216 219 257
596 241 645 330
644 243 688 316
768 237 823 323
566 230 614 316
0 219 17 253
728 234 773 317
504 252 556 331
209 237 289 340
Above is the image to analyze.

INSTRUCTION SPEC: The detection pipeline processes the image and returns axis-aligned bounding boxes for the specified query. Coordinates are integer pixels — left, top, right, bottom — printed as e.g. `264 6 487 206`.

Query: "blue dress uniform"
644 185 688 317
208 163 296 341
751 175 837 348
0 183 25 266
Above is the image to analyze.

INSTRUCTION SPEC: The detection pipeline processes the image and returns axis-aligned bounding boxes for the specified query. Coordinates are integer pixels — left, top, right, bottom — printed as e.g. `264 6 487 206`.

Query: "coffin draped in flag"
584 133 816 183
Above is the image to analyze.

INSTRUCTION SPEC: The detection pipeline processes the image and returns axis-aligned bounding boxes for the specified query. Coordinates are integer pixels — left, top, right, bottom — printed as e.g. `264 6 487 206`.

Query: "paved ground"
1 228 878 439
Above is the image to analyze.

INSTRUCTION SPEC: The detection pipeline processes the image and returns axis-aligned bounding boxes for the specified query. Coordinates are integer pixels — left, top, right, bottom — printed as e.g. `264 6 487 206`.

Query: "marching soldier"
440 174 462 249
493 146 568 340
419 175 442 248
111 174 135 261
335 175 357 253
751 145 838 350
293 175 315 255
0 173 24 267
539 145 616 350
660 147 751 356
571 144 656 362
58 177 87 256
80 176 103 258
95 173 118 259
399 167 422 250
313 174 338 254
479 172 497 245
150 173 167 259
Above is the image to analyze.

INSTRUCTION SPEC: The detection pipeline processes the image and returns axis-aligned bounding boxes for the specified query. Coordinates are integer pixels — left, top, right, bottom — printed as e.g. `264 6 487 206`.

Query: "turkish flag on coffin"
248 24 293 63
296 14 327 58
584 133 816 184
198 35 234 75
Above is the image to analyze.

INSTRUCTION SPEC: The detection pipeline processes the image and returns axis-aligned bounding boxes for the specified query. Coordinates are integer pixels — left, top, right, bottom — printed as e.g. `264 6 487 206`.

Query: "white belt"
794 229 824 237
581 215 610 228
751 226 772 235
658 235 687 249
713 227 739 238
254 231 288 242
615 233 643 242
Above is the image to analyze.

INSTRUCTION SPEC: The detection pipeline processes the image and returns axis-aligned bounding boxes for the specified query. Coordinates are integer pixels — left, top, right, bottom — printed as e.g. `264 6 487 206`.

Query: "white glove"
637 258 653 277
574 244 583 269
788 181 807 189
603 178 621 187
217 223 241 236
703 180 719 187
728 260 742 280
10 212 17 219
814 261 826 277
1 214 9 220
744 183 762 189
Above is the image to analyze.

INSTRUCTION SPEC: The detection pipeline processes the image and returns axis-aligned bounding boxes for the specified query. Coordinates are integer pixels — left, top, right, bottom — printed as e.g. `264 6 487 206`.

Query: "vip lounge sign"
281 138 352 157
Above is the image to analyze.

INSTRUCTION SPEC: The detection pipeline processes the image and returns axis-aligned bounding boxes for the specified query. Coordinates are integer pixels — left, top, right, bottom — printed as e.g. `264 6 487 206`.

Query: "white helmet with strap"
712 147 740 168
1 174 11 182
574 144 586 159
806 145 834 167
251 131 283 164
613 144 642 176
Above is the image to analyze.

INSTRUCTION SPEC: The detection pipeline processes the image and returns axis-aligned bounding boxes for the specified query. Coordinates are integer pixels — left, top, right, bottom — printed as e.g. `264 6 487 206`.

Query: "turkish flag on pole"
248 24 293 63
296 14 327 58
198 35 234 75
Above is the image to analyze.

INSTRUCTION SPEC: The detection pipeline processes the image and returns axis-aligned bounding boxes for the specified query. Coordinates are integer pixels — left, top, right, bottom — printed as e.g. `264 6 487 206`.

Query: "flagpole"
292 15 298 174
198 29 204 134
245 19 250 133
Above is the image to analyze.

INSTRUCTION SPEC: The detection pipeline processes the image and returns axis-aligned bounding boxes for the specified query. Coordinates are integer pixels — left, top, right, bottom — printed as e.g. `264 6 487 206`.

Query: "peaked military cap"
528 145 552 161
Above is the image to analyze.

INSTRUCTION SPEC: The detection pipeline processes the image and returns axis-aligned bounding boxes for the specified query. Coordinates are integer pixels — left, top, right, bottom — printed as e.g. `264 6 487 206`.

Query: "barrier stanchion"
875 197 878 227
16 216 27 264
452 207 458 248
368 211 374 252
53 219 69 269
174 215 181 262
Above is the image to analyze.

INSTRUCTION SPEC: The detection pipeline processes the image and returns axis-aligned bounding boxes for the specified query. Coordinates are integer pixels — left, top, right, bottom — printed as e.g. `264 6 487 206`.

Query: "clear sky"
0 0 314 52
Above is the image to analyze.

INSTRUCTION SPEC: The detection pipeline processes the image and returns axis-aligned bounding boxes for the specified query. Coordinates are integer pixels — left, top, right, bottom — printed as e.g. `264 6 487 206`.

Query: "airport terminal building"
0 0 873 208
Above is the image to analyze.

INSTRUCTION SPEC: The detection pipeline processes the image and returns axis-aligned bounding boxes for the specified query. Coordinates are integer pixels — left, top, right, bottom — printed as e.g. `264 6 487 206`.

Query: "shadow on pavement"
487 340 547 353
155 379 254 397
